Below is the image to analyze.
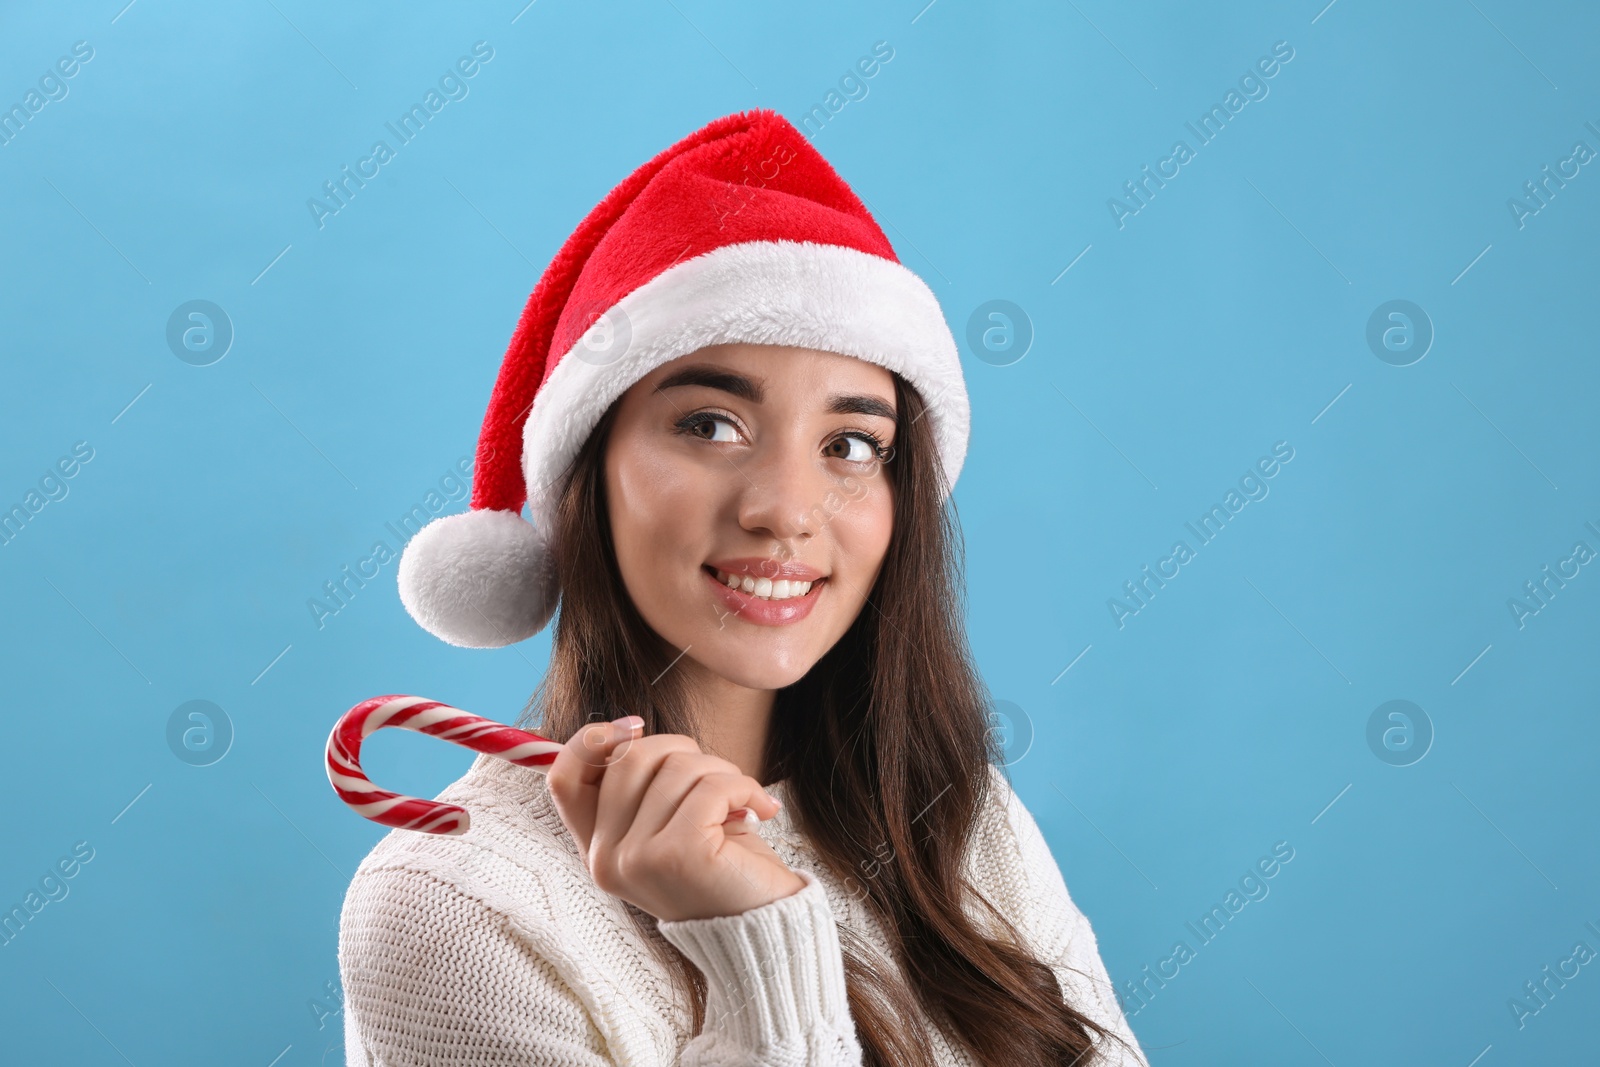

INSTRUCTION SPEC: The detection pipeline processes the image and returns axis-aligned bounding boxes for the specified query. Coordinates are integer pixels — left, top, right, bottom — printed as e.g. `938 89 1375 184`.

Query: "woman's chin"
695 643 820 692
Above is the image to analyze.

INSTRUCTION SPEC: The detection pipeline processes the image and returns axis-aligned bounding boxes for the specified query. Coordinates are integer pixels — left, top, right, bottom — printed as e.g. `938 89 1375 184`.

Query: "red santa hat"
397 107 970 648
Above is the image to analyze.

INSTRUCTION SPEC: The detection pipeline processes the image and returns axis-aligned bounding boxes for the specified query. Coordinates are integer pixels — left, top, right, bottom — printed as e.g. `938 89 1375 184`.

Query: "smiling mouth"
702 565 826 601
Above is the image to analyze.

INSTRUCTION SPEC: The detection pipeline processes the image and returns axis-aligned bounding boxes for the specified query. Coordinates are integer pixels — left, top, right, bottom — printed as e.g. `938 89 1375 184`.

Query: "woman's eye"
826 434 880 463
686 414 740 443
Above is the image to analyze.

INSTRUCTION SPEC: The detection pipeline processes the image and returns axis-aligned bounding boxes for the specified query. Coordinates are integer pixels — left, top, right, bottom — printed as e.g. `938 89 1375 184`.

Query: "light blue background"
2 1 1596 1063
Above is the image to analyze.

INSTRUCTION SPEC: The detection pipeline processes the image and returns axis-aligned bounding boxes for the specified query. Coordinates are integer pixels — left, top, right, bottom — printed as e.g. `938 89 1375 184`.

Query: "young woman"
338 109 1147 1067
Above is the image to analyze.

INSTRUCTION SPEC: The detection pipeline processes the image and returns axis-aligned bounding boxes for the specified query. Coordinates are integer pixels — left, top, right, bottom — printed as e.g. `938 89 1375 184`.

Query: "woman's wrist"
657 868 857 1048
685 867 808 921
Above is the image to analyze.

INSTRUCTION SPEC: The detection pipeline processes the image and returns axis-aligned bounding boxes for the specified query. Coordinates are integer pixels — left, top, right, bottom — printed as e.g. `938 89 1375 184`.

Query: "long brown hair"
517 369 1135 1065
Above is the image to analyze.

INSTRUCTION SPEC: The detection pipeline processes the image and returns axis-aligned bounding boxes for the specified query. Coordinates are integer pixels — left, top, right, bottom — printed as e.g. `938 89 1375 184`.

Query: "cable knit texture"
338 754 1148 1066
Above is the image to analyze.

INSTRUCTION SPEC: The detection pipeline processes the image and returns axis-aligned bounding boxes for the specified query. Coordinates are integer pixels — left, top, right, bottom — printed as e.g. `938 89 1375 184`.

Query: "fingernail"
615 715 644 730
742 808 760 827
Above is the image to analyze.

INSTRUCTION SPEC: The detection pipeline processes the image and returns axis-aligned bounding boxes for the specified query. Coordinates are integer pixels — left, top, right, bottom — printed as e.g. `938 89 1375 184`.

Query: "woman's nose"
734 439 828 544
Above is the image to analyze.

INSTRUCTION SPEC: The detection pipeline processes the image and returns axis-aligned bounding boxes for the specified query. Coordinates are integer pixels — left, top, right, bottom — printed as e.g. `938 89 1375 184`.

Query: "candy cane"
326 695 563 836
329 694 763 837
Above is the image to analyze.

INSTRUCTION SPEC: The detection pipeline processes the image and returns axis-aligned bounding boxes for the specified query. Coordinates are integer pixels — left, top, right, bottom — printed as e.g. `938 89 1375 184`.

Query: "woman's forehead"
645 342 896 392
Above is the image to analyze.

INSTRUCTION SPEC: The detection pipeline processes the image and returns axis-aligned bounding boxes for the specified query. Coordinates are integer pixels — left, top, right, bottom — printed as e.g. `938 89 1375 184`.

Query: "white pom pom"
396 509 558 648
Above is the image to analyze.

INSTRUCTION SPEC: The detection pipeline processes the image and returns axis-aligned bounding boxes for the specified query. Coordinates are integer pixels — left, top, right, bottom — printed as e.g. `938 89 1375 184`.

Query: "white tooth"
724 571 739 588
772 579 791 598
754 577 772 597
797 580 811 595
741 575 757 593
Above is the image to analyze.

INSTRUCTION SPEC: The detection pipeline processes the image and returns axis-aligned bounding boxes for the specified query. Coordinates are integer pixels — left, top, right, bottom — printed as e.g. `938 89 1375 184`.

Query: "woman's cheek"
616 450 726 578
832 479 894 572
616 445 700 521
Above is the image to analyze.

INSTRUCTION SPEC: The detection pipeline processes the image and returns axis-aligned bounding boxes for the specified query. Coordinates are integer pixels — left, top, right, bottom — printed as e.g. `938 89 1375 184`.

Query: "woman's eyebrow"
654 365 759 402
828 394 897 423
654 364 897 422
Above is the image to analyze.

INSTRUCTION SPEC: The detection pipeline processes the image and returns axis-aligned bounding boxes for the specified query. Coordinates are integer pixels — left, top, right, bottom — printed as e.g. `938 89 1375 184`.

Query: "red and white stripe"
326 695 563 836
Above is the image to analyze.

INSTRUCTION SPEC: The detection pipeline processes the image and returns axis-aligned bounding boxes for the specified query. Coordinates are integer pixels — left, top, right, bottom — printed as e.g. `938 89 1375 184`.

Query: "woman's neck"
680 659 777 785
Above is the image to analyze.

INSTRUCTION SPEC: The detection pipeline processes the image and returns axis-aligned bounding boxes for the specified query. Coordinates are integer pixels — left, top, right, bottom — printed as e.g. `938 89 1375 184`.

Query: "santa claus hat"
397 107 970 648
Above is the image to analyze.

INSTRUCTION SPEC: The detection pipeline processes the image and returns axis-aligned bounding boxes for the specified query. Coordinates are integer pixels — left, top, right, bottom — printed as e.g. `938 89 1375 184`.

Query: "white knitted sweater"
337 752 1148 1066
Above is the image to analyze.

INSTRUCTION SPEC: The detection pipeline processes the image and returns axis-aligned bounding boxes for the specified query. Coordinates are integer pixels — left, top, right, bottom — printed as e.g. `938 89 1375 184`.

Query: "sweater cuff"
656 868 855 1050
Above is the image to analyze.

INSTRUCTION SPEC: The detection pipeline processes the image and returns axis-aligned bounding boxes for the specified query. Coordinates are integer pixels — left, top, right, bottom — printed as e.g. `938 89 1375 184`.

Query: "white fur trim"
396 509 557 648
521 240 969 528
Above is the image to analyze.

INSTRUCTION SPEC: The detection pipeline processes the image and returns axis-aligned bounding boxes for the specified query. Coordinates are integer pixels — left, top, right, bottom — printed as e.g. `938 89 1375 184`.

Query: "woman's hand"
545 717 805 923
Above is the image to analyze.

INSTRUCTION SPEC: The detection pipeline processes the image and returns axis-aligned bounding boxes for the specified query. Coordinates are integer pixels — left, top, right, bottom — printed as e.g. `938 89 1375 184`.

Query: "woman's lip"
702 566 823 627
704 557 826 582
